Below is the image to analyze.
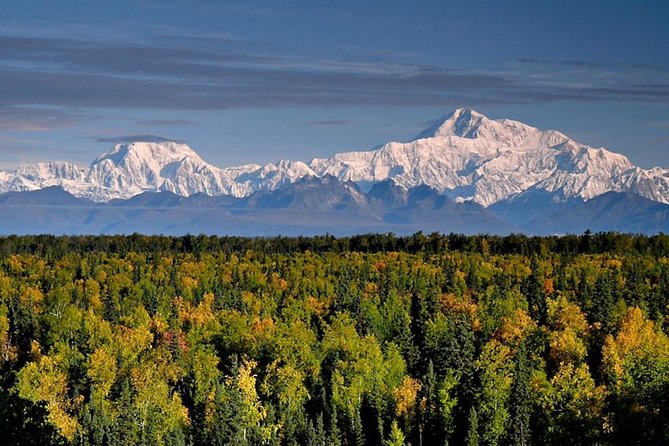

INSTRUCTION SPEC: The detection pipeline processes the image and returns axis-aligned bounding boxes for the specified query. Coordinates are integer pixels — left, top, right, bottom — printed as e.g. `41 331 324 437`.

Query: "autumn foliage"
0 233 668 445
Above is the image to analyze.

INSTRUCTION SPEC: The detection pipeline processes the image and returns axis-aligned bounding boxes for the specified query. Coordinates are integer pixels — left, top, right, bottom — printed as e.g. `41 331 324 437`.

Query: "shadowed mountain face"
0 186 94 206
490 190 669 234
2 176 668 236
523 192 669 234
243 175 367 211
366 180 410 209
0 177 517 236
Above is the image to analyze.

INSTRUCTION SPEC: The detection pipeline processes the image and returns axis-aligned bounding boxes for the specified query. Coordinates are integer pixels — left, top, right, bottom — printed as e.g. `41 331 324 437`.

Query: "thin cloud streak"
0 34 667 121
0 107 80 131
647 121 669 129
306 120 353 127
517 57 668 72
92 135 186 144
137 119 192 127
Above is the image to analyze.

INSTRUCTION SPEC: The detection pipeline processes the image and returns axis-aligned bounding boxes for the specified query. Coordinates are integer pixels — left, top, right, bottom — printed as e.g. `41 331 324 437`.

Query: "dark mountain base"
0 179 515 235
2 180 668 235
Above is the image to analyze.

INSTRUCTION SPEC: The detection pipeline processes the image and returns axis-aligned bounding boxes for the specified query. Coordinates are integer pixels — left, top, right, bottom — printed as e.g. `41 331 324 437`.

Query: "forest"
1 232 669 445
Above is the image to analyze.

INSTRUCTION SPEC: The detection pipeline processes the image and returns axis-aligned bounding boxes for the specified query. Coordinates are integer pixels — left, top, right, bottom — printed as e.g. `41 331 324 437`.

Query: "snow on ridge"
2 109 669 206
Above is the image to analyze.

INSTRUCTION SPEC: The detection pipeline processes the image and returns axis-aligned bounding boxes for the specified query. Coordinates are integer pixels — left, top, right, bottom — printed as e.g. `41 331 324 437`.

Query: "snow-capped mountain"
308 108 667 206
15 161 86 182
86 141 237 200
2 108 669 206
0 141 318 201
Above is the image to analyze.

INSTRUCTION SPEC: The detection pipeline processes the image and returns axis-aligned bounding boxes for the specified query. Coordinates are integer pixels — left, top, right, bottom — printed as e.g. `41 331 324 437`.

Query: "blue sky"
1 0 668 169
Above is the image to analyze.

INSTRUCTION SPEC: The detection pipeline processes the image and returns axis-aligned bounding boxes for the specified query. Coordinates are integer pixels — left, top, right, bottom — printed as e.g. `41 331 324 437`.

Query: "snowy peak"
2 109 669 208
92 141 205 168
305 109 669 206
15 161 85 182
417 108 545 149
416 108 484 139
85 141 226 199
418 108 507 139
434 108 489 138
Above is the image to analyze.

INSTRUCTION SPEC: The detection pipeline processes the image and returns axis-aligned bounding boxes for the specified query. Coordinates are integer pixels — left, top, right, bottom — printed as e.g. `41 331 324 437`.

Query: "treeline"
2 230 669 258
0 235 669 445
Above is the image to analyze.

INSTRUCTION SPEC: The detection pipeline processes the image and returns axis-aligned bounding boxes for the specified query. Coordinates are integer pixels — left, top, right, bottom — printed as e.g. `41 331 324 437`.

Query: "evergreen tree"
466 407 479 446
385 421 407 446
422 360 440 444
2 234 669 445
509 342 532 446
523 257 547 324
306 413 326 446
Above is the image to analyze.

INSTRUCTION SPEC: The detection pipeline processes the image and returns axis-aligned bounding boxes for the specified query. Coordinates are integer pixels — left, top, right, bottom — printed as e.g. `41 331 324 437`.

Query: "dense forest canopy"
1 232 669 445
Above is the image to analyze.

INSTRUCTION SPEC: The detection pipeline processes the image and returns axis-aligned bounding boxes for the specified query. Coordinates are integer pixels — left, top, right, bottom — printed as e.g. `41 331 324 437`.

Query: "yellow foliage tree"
17 353 81 440
547 295 589 365
602 307 669 407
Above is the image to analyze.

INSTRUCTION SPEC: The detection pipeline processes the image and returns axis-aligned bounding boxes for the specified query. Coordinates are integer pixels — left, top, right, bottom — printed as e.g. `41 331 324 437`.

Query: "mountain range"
2 108 669 235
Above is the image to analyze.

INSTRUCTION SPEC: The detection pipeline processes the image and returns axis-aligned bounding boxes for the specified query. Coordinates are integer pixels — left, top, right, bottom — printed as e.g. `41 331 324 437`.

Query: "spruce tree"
466 407 479 446
510 342 532 446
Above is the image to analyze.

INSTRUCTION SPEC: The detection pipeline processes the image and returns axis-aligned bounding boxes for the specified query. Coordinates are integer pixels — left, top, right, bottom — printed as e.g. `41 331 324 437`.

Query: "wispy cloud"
92 135 185 144
647 120 669 129
0 134 91 167
306 120 352 127
0 107 80 131
516 57 667 72
136 119 192 127
518 58 613 70
0 34 667 126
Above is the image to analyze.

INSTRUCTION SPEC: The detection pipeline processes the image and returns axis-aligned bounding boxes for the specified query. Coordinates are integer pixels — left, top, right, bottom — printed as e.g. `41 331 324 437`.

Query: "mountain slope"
525 192 669 234
2 109 669 208
308 108 660 206
3 180 668 236
0 179 517 236
0 186 92 206
243 175 367 211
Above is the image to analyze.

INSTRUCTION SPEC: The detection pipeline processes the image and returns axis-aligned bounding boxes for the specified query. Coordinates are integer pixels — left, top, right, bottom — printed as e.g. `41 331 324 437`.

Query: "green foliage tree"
0 234 669 444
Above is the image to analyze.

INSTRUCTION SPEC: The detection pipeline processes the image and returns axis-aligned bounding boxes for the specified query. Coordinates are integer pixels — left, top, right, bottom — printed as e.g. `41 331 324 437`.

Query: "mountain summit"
87 141 229 199
2 109 669 206
418 108 490 139
417 108 568 149
307 109 663 205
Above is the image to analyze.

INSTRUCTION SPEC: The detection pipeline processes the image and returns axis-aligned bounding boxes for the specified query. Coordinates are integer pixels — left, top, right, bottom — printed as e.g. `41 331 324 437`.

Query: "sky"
1 0 668 170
